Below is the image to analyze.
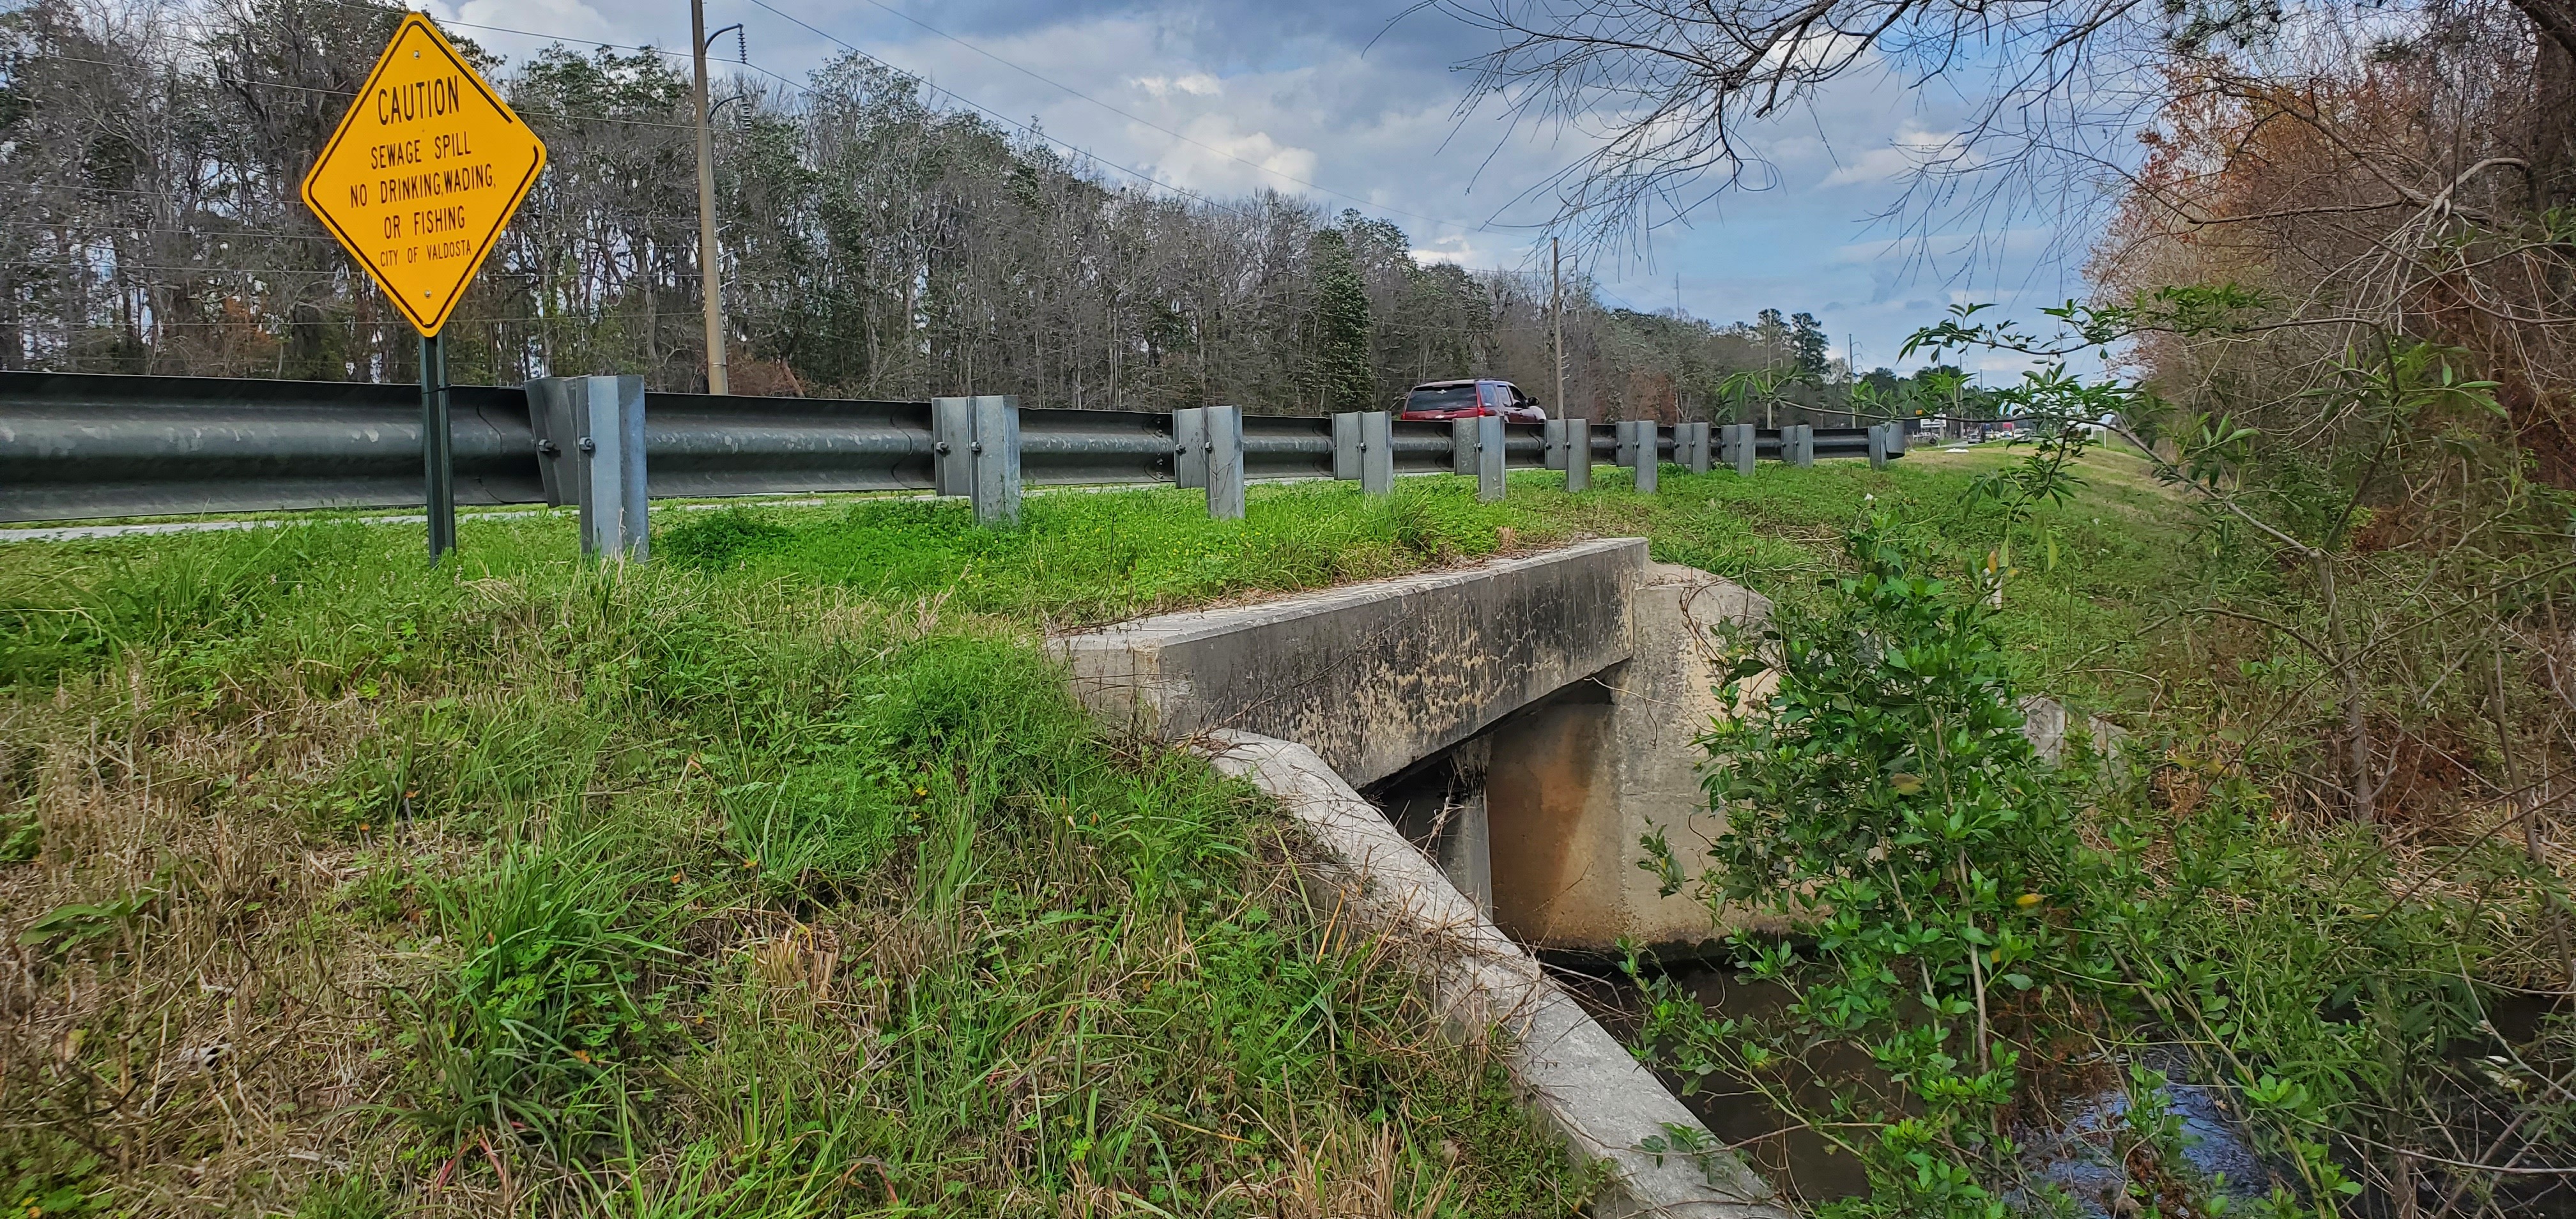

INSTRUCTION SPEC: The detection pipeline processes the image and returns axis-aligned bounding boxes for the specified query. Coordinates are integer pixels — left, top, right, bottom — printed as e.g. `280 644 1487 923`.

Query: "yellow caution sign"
301 14 546 337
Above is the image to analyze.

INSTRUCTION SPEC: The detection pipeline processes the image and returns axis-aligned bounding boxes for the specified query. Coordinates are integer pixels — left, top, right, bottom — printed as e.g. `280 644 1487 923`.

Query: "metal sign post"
420 335 454 560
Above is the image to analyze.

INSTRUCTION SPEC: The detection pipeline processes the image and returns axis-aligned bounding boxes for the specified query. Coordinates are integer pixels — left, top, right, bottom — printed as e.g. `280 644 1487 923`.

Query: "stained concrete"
1485 562 1772 949
1058 541 1774 953
1202 730 1786 1219
1054 538 1644 787
1379 739 1496 917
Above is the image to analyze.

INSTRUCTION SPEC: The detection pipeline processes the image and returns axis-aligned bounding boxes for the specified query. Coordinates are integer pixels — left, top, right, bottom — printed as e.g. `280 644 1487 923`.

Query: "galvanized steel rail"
0 370 1903 526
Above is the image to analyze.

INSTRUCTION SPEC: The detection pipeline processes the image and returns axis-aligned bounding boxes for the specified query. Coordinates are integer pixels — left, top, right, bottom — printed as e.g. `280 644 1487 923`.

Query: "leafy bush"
1643 512 2135 1216
1637 505 2528 1216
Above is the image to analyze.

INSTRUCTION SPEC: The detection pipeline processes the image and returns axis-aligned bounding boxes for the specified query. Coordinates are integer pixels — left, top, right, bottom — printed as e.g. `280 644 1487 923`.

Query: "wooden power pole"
691 0 729 395
1551 237 1564 415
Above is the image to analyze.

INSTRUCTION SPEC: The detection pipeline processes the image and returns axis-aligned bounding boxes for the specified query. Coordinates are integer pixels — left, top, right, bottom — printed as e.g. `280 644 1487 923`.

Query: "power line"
31 4 1458 243
26 49 703 132
330 4 819 99
0 222 342 243
813 0 1506 240
735 0 1286 226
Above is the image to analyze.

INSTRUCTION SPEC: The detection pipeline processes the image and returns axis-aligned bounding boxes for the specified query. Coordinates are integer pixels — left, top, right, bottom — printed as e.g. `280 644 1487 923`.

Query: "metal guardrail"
0 371 1904 525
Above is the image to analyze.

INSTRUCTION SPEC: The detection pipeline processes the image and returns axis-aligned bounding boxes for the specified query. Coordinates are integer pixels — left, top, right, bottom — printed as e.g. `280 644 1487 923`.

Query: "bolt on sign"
300 13 546 337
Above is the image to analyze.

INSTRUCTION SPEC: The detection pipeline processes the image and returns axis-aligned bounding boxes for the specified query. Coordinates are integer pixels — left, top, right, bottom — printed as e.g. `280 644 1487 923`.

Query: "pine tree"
1790 311 1829 379
1755 308 1788 371
1310 229 1377 412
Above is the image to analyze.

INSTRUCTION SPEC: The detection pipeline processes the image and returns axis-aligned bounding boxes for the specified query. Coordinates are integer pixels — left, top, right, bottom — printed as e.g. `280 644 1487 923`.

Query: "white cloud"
427 0 2103 376
1133 73 1222 99
1153 115 1318 193
1410 234 1497 266
1818 125 1968 187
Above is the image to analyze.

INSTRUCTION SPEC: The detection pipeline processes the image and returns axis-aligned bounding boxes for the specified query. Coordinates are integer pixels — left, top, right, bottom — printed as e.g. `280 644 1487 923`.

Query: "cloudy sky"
424 0 2112 378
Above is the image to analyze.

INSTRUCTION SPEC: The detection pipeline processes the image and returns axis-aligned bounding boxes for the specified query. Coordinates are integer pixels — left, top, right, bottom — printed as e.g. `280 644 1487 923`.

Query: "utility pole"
1763 313 1774 431
691 0 729 395
1846 333 1857 426
1551 236 1564 416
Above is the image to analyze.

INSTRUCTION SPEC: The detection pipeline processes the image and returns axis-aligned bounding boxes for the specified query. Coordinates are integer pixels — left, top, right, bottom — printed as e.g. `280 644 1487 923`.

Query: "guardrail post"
528 375 647 560
1788 424 1815 468
1360 411 1393 494
1173 406 1208 489
1564 418 1591 491
1683 421 1712 473
1476 413 1505 502
1333 412 1362 481
585 376 649 560
1542 418 1568 471
1451 418 1478 476
528 376 573 507
1206 404 1245 519
971 395 1020 525
1867 423 1890 470
1618 420 1658 492
933 397 974 495
1726 424 1756 476
1889 421 1908 457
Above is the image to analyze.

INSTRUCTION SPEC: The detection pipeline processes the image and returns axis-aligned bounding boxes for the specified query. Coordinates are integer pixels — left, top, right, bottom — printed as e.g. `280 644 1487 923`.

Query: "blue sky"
428 0 2113 379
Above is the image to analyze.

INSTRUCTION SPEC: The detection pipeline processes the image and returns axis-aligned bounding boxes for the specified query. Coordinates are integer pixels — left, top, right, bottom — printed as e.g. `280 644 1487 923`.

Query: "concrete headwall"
1054 538 1644 786
1057 540 1783 953
1485 562 1772 950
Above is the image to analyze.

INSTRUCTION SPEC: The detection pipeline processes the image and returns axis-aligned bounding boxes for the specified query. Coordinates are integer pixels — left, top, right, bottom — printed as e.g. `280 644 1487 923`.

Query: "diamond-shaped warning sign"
301 14 546 337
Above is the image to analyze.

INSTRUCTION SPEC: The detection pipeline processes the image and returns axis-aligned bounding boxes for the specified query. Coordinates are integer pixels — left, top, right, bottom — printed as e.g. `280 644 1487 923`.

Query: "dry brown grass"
0 666 449 1215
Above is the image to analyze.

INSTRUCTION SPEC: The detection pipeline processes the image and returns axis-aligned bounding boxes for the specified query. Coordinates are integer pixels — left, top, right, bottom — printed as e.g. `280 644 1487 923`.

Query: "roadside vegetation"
15 398 2542 1219
0 489 1618 1219
0 445 2182 1219
1635 310 2576 1217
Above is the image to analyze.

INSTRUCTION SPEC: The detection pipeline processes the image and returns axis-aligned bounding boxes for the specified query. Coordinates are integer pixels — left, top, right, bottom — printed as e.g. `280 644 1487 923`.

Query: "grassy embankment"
0 450 2170 1218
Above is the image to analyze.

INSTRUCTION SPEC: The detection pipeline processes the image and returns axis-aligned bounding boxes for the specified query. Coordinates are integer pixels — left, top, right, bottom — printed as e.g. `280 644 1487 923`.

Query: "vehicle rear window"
1407 385 1480 411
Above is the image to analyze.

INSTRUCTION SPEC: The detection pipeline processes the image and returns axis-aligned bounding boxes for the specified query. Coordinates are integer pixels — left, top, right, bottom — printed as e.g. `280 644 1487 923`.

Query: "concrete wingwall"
1055 544 1791 1213
1202 730 1788 1219
1055 537 1644 788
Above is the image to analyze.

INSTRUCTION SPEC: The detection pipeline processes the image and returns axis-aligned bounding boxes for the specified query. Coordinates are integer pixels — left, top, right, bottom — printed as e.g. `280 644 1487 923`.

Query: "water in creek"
1554 955 2299 1217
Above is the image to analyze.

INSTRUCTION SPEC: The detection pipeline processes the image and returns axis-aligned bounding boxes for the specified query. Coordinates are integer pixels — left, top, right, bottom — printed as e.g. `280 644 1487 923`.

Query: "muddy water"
1554 961 1874 1206
1551 954 2300 1216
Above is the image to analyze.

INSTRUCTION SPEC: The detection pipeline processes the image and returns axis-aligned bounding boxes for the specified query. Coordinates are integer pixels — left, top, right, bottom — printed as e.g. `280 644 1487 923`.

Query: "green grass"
0 453 2191 1217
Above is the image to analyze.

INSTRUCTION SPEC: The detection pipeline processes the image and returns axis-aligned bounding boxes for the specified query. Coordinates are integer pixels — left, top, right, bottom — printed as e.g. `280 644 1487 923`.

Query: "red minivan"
1399 379 1547 424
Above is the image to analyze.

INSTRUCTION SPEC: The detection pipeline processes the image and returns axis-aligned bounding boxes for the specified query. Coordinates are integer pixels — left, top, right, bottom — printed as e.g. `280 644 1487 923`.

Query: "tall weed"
410 831 681 1147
